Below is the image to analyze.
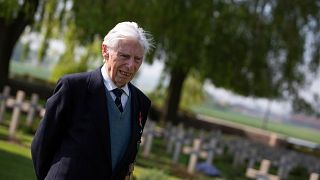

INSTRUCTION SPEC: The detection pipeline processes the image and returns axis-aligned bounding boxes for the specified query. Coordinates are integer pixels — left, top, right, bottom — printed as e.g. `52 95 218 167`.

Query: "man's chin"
115 81 128 87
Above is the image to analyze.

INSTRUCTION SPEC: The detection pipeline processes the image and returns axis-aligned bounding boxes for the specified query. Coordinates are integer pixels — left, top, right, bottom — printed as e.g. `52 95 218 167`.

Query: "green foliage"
28 0 320 119
148 73 168 108
0 0 37 23
214 153 247 180
180 72 205 110
36 0 72 64
145 0 320 120
288 165 309 180
148 71 204 111
292 96 320 118
7 0 319 119
50 30 102 81
0 0 19 21
20 40 31 62
138 168 171 180
72 0 147 44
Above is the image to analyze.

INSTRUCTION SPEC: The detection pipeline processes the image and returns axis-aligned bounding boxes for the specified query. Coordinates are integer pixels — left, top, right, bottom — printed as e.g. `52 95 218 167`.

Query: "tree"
64 0 320 123
145 0 320 124
0 0 40 89
5 0 318 124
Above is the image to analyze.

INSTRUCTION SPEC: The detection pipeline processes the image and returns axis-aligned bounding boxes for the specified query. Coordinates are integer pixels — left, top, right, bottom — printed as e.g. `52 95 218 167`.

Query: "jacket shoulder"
129 84 151 106
60 71 91 84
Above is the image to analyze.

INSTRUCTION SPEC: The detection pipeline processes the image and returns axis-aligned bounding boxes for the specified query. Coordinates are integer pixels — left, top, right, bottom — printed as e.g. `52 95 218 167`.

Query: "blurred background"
0 0 320 179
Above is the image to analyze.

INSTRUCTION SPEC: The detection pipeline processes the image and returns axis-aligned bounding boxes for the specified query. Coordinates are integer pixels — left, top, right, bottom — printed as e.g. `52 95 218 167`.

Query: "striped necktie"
112 88 123 112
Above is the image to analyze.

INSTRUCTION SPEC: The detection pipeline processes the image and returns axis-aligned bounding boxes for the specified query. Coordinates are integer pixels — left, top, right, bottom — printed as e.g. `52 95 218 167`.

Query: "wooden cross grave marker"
246 159 279 180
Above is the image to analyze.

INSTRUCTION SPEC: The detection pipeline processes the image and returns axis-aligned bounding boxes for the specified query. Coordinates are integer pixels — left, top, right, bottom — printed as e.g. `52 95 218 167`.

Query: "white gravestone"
9 90 25 140
26 93 39 127
0 86 10 123
246 159 279 180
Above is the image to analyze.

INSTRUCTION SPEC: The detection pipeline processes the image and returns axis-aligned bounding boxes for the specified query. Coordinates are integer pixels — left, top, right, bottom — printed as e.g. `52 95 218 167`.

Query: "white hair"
102 21 153 55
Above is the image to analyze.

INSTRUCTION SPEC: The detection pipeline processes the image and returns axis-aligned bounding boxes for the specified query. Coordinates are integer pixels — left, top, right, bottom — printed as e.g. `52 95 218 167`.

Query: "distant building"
289 114 320 130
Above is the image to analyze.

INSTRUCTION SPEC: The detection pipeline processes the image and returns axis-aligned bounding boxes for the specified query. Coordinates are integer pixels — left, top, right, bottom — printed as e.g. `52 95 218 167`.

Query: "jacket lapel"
128 83 143 147
87 67 112 172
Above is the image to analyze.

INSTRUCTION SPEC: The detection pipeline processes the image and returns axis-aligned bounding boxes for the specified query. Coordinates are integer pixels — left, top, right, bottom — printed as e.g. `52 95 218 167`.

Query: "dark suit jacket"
31 67 151 180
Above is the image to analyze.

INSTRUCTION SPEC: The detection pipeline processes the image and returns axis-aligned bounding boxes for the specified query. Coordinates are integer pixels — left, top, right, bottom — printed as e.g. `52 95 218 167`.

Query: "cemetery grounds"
1 108 318 180
1 63 319 179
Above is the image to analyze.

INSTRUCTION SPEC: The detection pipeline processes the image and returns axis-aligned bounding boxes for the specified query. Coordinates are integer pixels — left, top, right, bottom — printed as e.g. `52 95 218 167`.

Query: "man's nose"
126 57 135 70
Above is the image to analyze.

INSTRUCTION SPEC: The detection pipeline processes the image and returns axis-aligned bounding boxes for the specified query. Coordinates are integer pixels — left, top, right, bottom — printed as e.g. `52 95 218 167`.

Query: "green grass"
0 142 36 180
0 124 187 180
192 105 320 144
0 124 35 180
10 61 51 80
0 121 313 180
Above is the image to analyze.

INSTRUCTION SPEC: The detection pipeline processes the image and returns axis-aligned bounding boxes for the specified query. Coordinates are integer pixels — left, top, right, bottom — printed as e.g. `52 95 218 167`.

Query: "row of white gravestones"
183 138 203 174
242 143 320 180
147 122 320 179
0 86 45 140
172 123 185 163
168 125 196 154
142 120 195 157
0 86 10 123
235 141 307 180
249 142 320 179
299 154 320 174
276 154 296 179
171 124 211 163
182 136 224 174
141 120 161 158
8 90 25 140
246 159 280 180
246 159 320 180
230 139 254 167
139 121 320 178
246 156 295 180
162 122 226 173
153 122 224 174
165 123 320 178
167 123 199 162
200 137 223 165
142 121 320 179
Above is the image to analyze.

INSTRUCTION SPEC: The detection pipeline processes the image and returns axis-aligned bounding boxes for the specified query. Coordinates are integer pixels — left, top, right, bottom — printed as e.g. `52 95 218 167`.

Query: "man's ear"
102 44 108 60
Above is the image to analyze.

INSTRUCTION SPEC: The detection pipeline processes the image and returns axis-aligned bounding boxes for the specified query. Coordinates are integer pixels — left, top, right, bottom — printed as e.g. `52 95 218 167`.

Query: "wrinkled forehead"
114 38 144 55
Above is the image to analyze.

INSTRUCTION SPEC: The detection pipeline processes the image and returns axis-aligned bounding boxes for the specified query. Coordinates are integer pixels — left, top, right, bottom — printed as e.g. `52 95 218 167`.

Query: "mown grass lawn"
1 101 316 180
0 121 313 180
10 61 51 80
192 105 320 144
0 124 188 180
0 123 35 180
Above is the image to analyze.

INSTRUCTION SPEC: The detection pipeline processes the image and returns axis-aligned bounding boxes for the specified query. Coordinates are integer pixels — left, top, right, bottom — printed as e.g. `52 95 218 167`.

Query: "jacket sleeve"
31 77 71 180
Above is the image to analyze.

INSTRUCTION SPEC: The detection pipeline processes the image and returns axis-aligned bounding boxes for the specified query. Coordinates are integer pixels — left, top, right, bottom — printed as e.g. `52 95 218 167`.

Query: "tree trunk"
163 67 188 125
0 0 39 89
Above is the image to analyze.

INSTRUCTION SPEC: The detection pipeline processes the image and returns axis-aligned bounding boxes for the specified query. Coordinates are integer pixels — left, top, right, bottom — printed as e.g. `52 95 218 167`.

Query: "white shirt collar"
101 64 130 96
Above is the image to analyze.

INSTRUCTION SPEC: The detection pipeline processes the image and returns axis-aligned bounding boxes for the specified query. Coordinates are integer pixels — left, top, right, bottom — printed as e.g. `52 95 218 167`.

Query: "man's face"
102 38 144 87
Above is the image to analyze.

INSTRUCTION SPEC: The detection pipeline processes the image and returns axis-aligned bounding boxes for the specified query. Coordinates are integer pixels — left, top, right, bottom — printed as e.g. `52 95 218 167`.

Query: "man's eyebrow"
118 51 127 55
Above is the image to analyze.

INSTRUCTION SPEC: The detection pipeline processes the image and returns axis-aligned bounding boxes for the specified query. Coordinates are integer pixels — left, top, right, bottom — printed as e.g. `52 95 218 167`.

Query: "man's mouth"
119 70 131 77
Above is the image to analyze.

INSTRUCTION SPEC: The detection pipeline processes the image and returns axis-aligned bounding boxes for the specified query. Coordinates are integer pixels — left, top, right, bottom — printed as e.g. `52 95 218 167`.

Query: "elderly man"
31 21 153 180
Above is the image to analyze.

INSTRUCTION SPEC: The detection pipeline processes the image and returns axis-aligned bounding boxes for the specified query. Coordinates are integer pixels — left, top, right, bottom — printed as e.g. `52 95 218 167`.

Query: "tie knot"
112 88 123 98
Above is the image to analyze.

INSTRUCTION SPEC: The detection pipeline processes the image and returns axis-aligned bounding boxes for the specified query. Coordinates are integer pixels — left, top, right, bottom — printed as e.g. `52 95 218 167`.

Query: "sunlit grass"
0 139 35 180
10 60 51 80
192 105 320 144
0 124 190 180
